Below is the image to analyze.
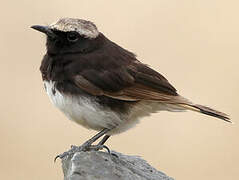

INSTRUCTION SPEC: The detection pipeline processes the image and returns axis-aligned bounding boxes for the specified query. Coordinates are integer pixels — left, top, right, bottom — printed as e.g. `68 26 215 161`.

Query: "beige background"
1 0 238 179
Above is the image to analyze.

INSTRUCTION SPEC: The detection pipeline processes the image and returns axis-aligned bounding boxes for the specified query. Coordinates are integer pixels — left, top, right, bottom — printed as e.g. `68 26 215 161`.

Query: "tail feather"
178 104 231 123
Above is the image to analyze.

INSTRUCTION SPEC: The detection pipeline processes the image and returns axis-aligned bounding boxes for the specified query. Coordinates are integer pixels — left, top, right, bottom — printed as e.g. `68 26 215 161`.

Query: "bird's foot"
54 145 81 162
54 143 111 162
88 144 111 153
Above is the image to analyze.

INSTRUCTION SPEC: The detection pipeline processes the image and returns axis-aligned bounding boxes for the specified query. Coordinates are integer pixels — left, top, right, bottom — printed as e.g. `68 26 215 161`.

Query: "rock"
61 150 174 180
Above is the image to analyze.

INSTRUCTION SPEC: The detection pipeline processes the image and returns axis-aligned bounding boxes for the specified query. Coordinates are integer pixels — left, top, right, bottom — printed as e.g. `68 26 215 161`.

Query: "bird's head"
31 18 101 55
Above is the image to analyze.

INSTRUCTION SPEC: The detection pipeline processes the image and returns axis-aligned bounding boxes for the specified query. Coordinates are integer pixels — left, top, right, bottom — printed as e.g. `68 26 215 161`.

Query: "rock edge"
61 150 174 180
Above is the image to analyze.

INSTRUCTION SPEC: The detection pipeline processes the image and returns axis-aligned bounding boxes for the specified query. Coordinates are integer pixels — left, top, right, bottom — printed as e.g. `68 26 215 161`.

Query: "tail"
178 103 231 123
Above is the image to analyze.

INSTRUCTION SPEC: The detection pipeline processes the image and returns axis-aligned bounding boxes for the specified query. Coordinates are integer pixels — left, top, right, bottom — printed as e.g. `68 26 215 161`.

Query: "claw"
54 129 111 162
54 155 60 163
102 145 111 154
54 143 113 162
54 146 82 162
111 152 119 158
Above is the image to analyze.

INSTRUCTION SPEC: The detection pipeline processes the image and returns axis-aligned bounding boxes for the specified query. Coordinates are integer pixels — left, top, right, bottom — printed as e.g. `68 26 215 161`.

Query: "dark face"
31 25 102 55
46 30 101 55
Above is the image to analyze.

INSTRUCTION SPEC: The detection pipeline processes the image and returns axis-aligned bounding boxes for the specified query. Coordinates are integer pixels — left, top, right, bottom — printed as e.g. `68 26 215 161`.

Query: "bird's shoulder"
41 35 178 100
67 58 178 100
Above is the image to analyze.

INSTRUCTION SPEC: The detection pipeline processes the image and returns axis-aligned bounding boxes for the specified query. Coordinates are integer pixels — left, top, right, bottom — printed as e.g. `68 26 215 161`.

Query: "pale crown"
49 18 99 39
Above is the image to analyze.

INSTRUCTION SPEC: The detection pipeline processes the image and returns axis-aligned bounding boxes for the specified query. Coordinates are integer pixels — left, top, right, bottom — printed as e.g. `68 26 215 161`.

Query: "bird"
31 18 230 159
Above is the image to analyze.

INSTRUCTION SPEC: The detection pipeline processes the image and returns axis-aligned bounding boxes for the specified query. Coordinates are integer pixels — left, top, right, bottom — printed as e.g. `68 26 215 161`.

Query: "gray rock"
61 151 174 180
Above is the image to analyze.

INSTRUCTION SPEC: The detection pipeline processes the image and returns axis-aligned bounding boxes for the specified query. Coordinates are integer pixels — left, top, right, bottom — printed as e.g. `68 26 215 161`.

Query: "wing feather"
72 63 190 105
74 75 104 96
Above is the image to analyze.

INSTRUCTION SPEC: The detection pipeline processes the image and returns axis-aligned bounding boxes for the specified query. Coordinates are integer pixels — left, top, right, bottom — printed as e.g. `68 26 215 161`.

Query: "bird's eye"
67 32 79 42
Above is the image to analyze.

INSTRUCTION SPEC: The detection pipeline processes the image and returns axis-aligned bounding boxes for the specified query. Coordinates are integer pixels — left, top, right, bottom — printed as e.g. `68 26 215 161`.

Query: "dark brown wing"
73 62 187 104
73 62 231 122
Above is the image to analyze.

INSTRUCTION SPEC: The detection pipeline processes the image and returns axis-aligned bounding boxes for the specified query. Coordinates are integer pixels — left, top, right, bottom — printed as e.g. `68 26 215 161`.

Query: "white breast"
44 81 123 131
43 81 181 135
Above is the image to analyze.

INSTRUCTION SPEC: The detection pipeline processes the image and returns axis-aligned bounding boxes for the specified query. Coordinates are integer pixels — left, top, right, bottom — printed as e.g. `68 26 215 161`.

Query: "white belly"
43 81 183 135
44 81 123 132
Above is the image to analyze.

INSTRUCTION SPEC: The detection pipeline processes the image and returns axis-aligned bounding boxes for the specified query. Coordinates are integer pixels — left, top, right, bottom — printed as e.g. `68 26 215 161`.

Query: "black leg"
54 128 110 161
82 128 110 147
98 135 111 145
97 135 118 157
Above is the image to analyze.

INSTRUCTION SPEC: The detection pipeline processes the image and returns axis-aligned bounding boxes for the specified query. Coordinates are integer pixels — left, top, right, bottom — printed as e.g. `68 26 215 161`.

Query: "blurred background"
1 0 238 179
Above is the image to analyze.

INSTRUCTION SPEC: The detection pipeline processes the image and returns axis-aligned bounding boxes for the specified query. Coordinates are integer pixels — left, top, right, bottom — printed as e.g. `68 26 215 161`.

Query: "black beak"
31 25 57 38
